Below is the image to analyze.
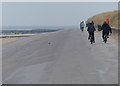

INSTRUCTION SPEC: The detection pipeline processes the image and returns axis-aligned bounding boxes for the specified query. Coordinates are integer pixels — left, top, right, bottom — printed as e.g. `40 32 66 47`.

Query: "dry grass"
86 10 119 28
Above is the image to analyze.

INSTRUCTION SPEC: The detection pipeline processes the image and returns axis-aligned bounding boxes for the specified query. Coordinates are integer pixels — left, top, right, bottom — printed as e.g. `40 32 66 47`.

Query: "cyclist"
101 21 112 42
87 21 96 43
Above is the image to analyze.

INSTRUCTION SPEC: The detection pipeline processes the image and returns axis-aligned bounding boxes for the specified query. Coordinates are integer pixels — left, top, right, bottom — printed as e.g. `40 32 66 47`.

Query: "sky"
1 2 118 27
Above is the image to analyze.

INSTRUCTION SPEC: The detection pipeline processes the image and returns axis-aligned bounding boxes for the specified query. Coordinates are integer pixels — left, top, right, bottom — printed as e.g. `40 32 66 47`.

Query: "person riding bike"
101 21 112 42
87 21 96 43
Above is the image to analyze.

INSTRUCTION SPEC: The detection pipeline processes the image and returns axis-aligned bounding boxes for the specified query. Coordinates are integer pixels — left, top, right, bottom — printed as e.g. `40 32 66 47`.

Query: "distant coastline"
0 27 63 44
0 31 57 45
2 29 61 34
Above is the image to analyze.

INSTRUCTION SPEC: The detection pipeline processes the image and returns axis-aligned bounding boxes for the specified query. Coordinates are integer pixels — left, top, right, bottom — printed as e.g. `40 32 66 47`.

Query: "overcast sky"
2 2 118 27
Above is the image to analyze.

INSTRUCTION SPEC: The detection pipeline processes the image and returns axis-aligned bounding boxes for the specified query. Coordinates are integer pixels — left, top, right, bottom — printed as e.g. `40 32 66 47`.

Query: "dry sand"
0 38 23 45
0 34 35 45
0 32 55 45
1 34 35 37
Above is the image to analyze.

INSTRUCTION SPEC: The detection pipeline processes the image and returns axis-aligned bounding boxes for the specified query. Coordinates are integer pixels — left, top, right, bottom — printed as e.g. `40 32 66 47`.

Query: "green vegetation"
86 10 119 28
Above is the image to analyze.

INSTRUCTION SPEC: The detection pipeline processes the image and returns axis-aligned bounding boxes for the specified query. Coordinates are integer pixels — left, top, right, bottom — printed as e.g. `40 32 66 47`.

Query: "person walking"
80 21 85 31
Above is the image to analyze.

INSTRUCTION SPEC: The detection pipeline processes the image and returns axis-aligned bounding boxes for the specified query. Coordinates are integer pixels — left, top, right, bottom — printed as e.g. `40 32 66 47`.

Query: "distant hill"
86 10 119 28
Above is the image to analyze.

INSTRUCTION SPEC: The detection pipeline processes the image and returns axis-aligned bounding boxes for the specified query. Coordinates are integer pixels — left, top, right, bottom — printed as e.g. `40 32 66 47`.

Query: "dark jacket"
87 23 96 33
102 23 112 34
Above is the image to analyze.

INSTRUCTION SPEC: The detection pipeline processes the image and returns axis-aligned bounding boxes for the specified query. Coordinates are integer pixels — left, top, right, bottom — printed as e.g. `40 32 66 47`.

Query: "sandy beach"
0 34 35 45
0 32 55 45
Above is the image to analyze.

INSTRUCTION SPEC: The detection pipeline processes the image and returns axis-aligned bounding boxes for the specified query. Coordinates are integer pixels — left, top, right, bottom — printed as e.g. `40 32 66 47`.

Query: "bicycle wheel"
104 34 107 43
90 35 93 44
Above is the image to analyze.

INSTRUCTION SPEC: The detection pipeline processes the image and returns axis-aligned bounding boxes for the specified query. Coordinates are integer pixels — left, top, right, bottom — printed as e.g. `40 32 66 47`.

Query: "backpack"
97 25 102 31
88 24 95 32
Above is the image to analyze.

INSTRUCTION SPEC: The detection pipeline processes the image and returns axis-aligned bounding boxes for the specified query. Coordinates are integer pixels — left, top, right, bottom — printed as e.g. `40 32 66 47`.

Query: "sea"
0 26 77 38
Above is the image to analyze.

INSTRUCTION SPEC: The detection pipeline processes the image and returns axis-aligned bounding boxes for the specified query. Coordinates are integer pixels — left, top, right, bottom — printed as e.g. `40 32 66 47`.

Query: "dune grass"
86 10 120 28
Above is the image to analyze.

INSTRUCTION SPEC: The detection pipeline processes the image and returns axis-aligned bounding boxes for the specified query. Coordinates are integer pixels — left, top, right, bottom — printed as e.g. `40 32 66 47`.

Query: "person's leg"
102 31 105 41
107 32 109 38
92 33 95 43
82 27 84 29
88 32 90 40
81 27 83 31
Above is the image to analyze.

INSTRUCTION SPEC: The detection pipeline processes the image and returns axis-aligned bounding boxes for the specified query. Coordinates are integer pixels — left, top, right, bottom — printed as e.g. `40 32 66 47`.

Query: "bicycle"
104 33 108 43
89 34 94 44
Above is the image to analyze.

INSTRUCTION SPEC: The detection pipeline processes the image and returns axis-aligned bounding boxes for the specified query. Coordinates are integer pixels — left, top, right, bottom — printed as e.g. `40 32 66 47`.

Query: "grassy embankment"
86 10 119 28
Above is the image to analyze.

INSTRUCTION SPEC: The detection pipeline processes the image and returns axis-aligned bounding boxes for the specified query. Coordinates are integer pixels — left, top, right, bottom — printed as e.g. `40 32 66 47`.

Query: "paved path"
2 28 118 84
